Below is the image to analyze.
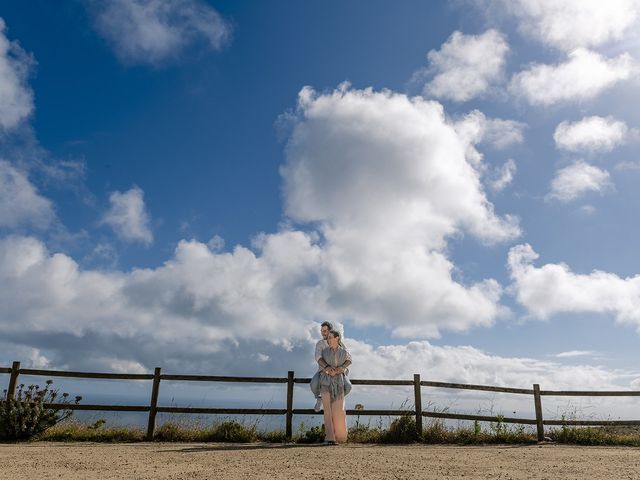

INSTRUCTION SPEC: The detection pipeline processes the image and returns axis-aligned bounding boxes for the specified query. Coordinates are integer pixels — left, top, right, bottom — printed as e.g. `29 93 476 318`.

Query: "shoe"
314 398 323 412
323 440 337 445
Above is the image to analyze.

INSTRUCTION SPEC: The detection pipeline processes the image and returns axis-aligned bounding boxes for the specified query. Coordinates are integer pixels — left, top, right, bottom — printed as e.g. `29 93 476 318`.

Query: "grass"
346 416 537 444
23 415 640 447
39 419 145 442
37 417 275 444
422 418 537 444
548 425 640 447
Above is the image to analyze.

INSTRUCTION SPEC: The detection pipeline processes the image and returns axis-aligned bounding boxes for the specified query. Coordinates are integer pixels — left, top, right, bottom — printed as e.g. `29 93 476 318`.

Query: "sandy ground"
1 442 640 479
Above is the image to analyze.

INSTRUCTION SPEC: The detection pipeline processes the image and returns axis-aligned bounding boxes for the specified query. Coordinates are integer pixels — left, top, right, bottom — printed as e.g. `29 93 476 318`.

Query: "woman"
318 329 352 444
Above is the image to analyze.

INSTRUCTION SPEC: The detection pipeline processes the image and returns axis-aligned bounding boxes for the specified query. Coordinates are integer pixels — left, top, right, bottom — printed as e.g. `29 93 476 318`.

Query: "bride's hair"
329 329 345 348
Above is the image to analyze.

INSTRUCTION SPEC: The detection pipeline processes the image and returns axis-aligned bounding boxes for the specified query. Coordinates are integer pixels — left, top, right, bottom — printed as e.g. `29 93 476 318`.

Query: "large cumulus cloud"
281 86 520 337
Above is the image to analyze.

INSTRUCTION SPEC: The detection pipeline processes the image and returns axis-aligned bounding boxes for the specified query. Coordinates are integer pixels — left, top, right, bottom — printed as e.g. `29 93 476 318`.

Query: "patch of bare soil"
1 442 640 479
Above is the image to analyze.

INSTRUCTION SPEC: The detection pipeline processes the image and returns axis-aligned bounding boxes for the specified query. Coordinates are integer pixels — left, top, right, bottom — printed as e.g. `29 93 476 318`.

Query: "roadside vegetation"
30 415 640 447
3 382 639 446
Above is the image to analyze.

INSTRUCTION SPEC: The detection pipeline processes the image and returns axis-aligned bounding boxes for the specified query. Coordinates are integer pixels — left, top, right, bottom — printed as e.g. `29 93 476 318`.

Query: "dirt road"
1 442 640 479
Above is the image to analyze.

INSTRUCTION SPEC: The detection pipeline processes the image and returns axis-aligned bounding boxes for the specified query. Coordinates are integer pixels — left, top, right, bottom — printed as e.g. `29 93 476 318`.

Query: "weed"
381 415 418 443
206 420 258 443
348 423 383 443
548 425 640 447
1 381 81 441
40 419 144 442
259 430 287 443
296 424 325 443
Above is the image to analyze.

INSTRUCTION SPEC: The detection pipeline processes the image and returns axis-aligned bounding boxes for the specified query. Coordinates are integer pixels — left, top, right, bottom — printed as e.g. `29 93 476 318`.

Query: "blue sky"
3 0 640 418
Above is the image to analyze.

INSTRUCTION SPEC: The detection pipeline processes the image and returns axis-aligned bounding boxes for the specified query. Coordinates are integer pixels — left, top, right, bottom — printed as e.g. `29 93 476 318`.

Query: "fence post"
7 361 21 399
414 374 422 439
146 367 162 441
286 371 294 441
533 383 544 442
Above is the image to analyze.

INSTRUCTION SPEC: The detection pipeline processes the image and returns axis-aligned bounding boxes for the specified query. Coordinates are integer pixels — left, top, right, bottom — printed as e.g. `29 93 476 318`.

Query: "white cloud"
101 186 153 245
452 111 525 176
350 339 630 392
108 359 149 374
0 341 50 369
82 242 119 269
282 86 520 337
285 86 520 244
89 0 232 65
579 205 597 216
615 160 640 171
416 29 509 102
253 353 270 363
498 0 639 51
546 160 612 202
0 18 34 131
0 160 55 229
453 110 526 152
510 49 635 106
490 159 517 192
554 116 628 152
555 350 597 358
207 234 225 252
508 243 640 329
484 119 526 149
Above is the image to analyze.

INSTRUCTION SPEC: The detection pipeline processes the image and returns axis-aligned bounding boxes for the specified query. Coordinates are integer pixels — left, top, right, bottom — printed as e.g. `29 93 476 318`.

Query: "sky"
2 0 640 421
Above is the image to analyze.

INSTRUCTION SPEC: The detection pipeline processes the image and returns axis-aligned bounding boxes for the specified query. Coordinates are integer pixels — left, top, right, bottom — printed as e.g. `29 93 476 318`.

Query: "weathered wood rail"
3 360 640 441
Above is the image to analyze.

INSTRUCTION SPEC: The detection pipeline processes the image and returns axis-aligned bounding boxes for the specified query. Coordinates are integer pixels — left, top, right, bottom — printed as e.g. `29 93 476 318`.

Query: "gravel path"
2 442 640 479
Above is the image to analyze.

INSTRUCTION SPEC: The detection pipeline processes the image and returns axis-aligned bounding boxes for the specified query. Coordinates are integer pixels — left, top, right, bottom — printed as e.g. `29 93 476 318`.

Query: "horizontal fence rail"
422 380 534 395
161 374 288 383
540 389 640 396
44 404 151 412
19 368 154 380
3 360 640 442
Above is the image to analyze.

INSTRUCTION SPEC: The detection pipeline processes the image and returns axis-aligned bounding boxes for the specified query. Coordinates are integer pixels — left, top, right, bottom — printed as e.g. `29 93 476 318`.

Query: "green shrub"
381 415 418 443
296 424 325 443
422 419 450 443
259 429 287 443
0 380 81 441
348 423 383 443
90 419 107 430
206 420 257 442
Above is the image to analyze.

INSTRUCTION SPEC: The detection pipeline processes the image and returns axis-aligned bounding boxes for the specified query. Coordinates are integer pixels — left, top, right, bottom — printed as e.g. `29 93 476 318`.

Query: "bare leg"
321 391 335 442
331 394 347 443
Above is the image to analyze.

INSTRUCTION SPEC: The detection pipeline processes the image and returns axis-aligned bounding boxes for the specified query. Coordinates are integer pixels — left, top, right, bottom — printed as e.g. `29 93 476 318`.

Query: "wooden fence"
3 360 640 442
